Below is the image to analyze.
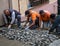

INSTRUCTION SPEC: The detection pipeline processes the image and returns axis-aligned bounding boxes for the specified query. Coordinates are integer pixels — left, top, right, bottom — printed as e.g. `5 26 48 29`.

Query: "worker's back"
40 10 51 22
29 10 40 21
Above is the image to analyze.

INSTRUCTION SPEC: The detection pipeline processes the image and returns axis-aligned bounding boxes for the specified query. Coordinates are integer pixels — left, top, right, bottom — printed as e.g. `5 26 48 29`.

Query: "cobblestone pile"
0 27 59 46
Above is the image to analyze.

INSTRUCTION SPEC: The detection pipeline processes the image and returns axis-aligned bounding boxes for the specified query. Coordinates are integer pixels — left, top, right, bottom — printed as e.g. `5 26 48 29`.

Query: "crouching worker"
49 14 60 34
39 10 51 30
24 10 40 30
3 9 21 29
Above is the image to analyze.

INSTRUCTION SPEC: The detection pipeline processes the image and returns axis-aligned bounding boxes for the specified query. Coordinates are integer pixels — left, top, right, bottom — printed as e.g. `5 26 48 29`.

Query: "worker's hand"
25 26 29 30
24 24 26 27
36 27 41 30
8 25 12 29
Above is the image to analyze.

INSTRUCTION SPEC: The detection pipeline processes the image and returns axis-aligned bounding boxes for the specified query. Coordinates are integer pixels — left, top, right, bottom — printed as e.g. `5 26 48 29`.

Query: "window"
28 0 49 8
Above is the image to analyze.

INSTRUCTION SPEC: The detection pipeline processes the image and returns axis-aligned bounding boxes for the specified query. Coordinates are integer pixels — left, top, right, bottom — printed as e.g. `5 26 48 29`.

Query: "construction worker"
49 14 60 34
3 9 21 29
24 10 40 30
39 10 51 30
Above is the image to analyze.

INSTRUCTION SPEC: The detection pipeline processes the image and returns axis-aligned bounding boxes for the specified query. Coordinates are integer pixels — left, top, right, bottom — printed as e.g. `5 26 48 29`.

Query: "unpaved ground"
0 36 23 46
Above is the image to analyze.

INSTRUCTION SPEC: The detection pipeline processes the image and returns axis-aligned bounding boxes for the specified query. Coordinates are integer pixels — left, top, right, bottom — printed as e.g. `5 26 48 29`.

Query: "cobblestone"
0 27 59 46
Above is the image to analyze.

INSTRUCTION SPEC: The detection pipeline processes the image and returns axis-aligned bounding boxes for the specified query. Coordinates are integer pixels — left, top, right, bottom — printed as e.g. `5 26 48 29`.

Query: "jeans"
29 18 39 30
56 24 60 34
43 21 50 28
16 15 21 28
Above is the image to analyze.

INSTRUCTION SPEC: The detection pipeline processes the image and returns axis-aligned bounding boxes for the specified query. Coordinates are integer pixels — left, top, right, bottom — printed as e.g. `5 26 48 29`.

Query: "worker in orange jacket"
24 10 40 30
39 10 51 29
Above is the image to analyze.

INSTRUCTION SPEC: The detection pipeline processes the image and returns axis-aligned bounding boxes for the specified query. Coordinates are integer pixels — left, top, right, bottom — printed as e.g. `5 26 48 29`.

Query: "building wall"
49 0 57 3
20 0 28 15
32 1 57 14
9 0 12 9
11 0 19 11
0 0 9 26
11 0 28 15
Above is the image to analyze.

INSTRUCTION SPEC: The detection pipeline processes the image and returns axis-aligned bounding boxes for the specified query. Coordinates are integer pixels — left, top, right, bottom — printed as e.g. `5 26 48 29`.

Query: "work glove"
25 26 30 30
8 25 12 29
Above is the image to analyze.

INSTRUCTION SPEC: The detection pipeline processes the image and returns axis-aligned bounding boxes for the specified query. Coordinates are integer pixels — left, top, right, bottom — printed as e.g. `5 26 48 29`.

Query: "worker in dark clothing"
49 14 60 34
3 9 21 29
24 10 40 30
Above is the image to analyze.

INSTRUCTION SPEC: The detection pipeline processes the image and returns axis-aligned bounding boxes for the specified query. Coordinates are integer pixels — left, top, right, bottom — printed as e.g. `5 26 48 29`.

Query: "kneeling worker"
39 10 51 29
49 14 60 34
24 10 40 30
3 9 21 29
